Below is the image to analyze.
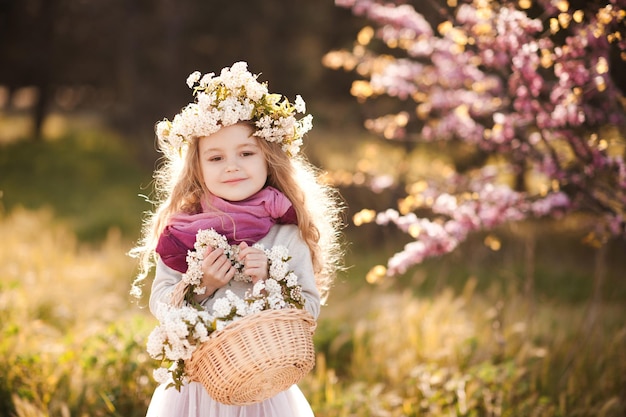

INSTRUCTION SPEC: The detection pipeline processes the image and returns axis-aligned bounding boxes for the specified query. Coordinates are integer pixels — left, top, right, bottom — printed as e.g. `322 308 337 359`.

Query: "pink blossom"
531 192 570 216
330 0 626 275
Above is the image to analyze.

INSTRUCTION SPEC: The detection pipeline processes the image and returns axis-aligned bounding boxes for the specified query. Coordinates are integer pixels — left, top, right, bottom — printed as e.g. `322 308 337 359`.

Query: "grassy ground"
1 116 625 416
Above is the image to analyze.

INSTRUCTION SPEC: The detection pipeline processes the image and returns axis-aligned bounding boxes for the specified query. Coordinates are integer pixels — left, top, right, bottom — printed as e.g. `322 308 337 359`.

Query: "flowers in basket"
146 228 306 390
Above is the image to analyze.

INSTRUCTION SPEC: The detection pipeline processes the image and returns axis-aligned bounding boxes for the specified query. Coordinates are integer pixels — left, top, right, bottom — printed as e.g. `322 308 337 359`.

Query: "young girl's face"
197 124 268 202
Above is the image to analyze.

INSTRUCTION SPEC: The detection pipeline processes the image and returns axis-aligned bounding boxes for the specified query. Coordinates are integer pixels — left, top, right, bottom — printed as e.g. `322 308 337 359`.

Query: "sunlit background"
1 0 625 416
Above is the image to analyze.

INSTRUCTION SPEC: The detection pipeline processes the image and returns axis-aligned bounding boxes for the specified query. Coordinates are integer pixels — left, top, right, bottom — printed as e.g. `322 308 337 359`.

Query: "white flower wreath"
156 61 313 158
146 228 306 390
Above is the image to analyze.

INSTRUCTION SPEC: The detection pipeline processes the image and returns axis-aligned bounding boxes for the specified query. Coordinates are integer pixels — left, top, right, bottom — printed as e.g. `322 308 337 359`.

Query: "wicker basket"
185 308 316 405
169 277 316 405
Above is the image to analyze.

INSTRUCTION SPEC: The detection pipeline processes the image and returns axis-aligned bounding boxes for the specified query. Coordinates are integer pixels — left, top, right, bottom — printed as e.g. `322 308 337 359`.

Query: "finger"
204 261 233 286
247 253 267 266
203 252 228 276
216 259 233 277
247 257 267 268
244 265 261 275
202 254 222 275
238 242 252 259
223 266 236 281
240 248 264 264
204 247 223 262
203 245 215 257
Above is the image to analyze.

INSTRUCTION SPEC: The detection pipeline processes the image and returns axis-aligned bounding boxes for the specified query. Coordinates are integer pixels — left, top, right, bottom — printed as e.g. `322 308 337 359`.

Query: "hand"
238 242 268 284
197 247 235 300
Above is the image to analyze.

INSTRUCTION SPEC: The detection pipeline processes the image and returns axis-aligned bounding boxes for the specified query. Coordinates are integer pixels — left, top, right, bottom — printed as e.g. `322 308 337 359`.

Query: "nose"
225 160 240 172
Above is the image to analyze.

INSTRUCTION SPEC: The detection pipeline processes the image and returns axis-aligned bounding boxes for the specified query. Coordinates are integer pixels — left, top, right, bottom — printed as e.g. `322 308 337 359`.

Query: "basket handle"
170 280 190 308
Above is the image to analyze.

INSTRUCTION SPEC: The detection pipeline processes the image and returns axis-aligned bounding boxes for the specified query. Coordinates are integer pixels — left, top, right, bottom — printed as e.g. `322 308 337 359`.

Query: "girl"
131 62 343 417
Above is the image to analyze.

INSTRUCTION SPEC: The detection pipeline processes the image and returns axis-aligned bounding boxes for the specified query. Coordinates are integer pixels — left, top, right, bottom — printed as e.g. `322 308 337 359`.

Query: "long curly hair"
130 122 344 303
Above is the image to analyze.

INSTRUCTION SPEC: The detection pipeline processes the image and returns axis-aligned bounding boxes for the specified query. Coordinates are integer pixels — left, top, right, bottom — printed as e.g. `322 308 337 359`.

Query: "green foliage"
0 129 152 241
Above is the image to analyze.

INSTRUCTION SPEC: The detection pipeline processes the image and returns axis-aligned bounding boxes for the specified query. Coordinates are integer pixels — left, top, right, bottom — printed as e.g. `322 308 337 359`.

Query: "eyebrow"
202 142 260 155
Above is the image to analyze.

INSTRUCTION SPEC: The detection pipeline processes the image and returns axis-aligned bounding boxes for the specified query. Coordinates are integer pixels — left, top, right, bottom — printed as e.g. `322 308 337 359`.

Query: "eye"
207 155 222 162
241 151 255 157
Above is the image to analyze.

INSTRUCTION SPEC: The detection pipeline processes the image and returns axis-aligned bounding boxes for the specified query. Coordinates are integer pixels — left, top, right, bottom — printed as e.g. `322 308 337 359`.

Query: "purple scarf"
155 186 297 272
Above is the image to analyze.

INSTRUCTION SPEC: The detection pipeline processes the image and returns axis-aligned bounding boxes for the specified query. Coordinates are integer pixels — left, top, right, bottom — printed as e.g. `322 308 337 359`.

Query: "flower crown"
156 62 313 157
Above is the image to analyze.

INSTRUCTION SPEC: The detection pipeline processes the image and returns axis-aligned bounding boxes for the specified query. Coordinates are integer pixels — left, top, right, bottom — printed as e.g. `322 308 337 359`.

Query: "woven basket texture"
185 308 317 405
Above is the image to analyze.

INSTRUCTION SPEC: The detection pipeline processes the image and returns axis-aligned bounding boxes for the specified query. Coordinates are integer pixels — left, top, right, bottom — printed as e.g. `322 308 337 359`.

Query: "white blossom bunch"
156 61 313 158
147 303 216 390
210 244 306 326
146 228 306 390
182 228 249 294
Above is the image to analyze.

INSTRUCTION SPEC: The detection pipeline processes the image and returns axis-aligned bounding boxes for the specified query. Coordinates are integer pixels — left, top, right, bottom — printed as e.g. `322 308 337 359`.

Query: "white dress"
146 224 320 417
146 383 314 417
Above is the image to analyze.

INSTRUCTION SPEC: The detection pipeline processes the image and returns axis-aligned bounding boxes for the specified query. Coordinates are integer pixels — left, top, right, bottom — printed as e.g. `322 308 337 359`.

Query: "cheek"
200 165 216 186
259 163 269 181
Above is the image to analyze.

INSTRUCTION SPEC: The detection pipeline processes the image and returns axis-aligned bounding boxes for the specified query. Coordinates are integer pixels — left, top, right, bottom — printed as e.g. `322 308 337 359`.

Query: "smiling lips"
223 178 246 184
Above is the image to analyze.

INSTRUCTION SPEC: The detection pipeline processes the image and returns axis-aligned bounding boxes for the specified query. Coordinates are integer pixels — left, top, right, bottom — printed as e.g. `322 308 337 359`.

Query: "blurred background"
0 0 368 239
1 0 625 416
0 0 363 149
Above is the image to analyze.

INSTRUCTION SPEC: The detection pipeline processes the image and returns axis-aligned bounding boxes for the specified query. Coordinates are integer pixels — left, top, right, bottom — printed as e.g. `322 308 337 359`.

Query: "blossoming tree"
324 0 626 279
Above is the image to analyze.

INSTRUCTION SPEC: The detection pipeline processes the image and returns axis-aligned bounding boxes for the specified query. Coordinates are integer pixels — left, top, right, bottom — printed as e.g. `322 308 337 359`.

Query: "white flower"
269 245 289 260
264 278 282 295
146 328 167 358
255 115 273 130
286 272 298 287
186 71 201 88
193 322 209 341
196 228 229 250
299 114 313 134
249 299 266 314
155 120 171 139
235 302 248 316
290 286 303 301
246 80 268 101
269 262 289 280
182 252 204 288
164 339 195 361
252 280 265 297
158 62 312 157
267 293 286 310
199 72 215 87
213 297 233 318
294 95 306 113
153 367 171 384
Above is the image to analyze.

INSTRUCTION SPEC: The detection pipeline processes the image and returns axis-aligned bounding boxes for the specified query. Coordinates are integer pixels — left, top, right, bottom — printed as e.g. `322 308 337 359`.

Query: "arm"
271 225 321 319
149 258 184 317
150 248 237 316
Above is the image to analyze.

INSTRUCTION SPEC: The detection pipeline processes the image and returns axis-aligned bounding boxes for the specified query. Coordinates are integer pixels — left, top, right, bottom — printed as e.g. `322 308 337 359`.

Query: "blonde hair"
131 123 344 303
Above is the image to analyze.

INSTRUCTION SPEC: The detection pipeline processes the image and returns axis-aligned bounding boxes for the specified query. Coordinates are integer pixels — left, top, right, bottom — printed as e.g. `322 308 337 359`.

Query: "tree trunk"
32 0 57 140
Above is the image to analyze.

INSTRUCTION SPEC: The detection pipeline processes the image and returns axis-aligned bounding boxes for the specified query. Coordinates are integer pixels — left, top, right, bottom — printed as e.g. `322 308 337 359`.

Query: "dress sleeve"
149 258 183 317
275 226 321 319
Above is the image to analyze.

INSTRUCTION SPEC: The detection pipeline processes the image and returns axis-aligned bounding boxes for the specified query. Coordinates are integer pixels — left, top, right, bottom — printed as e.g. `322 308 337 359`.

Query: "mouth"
223 178 246 184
